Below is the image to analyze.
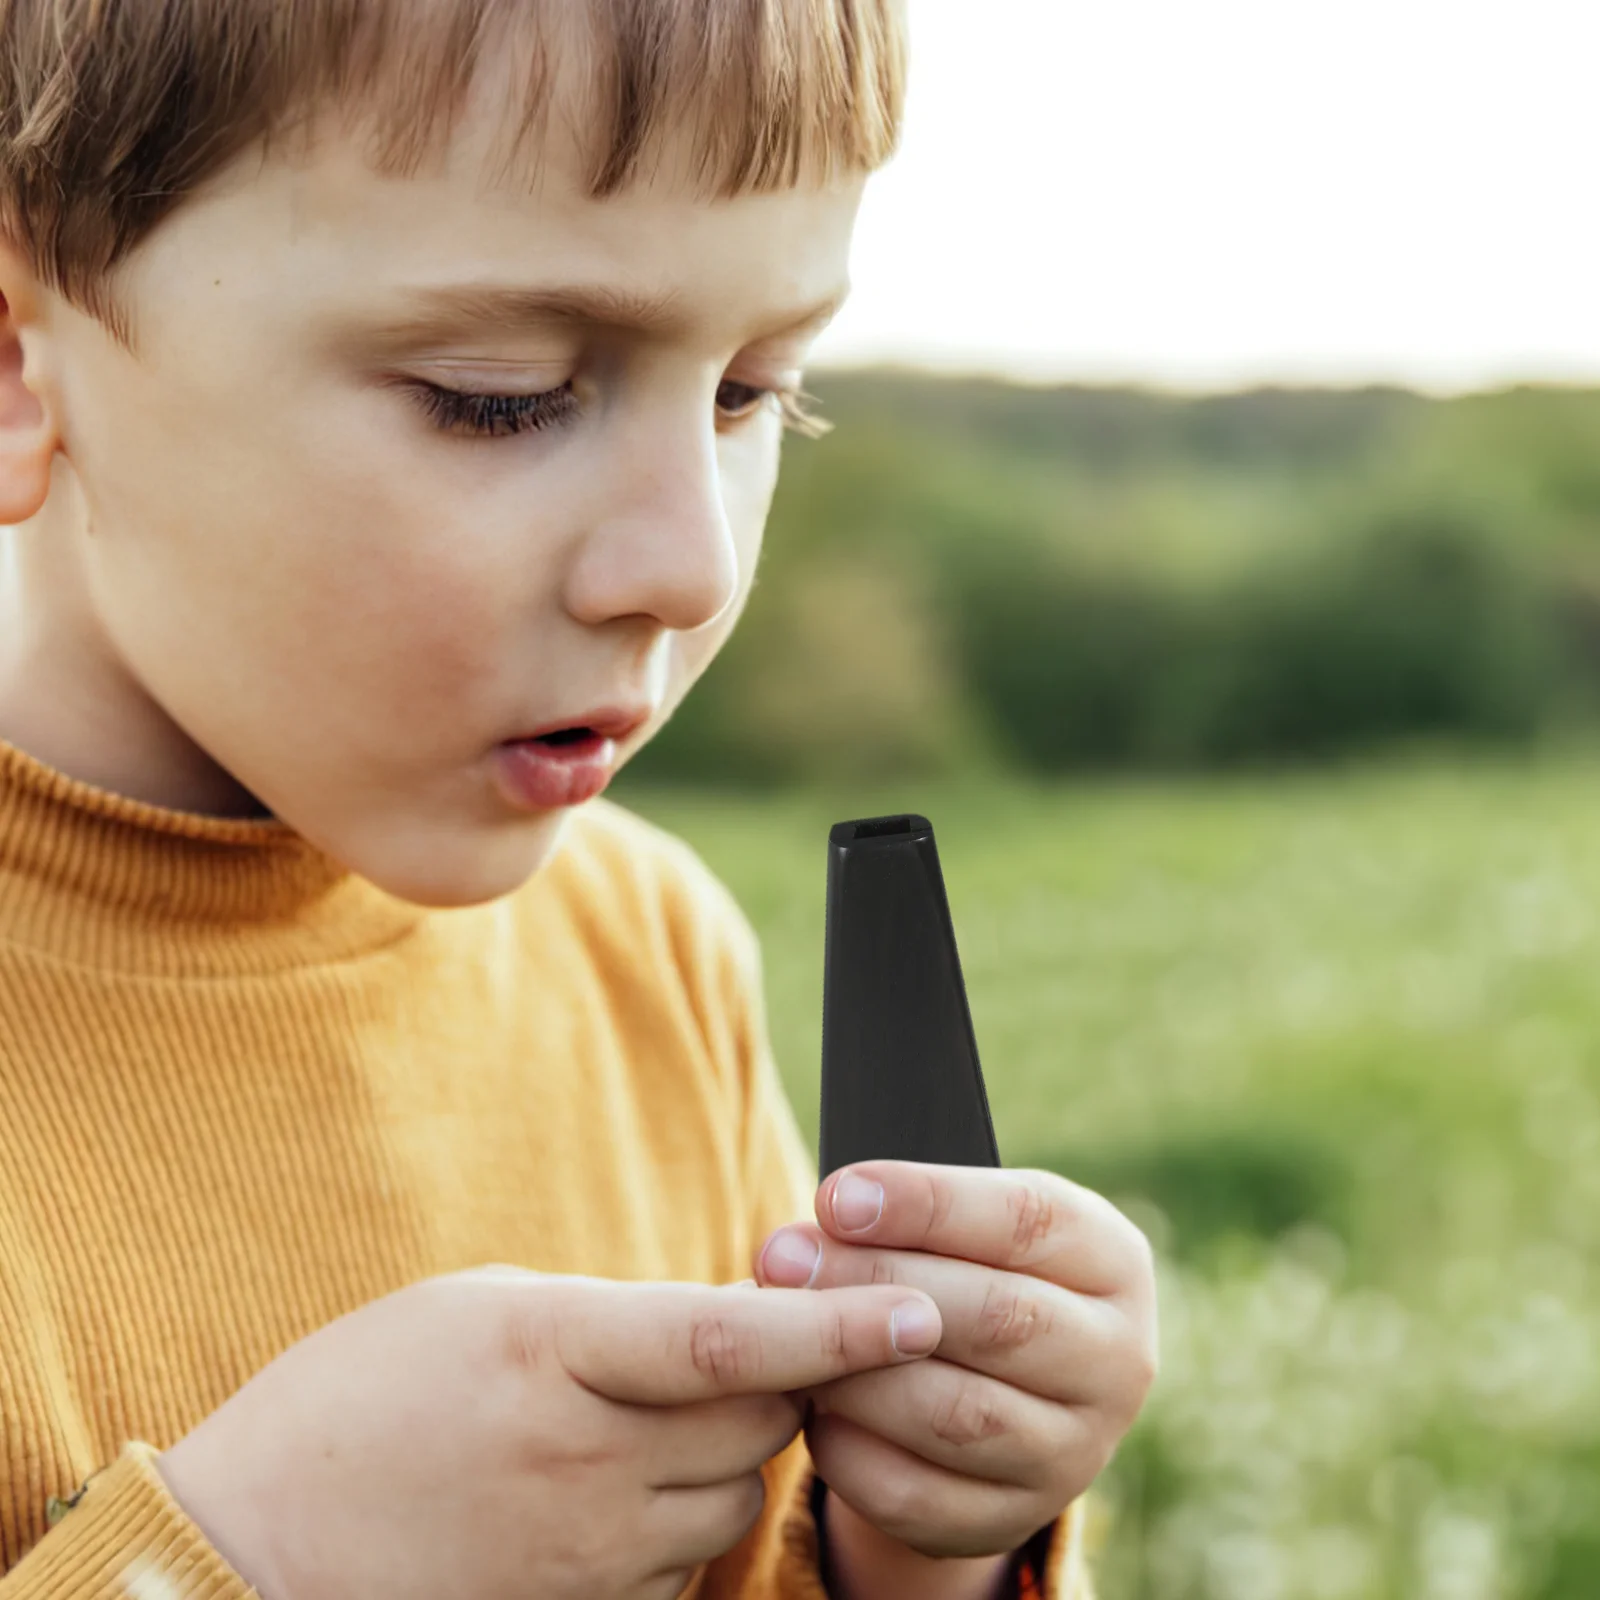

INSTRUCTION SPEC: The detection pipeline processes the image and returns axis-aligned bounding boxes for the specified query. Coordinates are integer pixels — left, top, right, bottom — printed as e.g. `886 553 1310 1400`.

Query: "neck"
0 734 424 970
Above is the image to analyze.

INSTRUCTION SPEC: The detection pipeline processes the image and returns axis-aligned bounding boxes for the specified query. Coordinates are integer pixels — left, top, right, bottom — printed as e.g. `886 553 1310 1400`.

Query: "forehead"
130 64 863 359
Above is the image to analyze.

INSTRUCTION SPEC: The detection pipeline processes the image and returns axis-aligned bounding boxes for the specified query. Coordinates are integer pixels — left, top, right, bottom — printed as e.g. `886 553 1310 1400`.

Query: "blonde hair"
0 0 907 350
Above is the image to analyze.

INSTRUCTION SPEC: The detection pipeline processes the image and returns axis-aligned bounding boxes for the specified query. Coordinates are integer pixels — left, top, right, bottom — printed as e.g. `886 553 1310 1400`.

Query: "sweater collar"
0 737 426 973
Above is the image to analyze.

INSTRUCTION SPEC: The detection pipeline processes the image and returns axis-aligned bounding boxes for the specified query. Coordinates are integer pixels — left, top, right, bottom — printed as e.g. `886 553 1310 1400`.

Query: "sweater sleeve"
1014 1497 1098 1599
696 897 1098 1600
0 1442 256 1599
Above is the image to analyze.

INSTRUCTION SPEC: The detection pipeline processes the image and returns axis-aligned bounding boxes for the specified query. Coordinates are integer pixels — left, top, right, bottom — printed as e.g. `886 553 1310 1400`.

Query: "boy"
0 2 1157 1597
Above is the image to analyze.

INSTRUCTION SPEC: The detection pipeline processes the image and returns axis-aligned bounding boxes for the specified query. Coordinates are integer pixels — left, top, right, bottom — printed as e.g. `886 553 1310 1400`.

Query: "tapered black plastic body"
819 814 1002 1178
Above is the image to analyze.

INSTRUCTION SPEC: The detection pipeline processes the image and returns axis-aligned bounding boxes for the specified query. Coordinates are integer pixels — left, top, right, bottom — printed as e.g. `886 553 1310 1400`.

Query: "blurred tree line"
628 375 1600 787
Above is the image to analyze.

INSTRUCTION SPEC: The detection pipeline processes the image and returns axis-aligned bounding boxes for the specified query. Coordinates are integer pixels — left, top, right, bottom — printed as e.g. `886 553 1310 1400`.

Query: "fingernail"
761 1229 822 1287
891 1301 941 1355
833 1172 884 1233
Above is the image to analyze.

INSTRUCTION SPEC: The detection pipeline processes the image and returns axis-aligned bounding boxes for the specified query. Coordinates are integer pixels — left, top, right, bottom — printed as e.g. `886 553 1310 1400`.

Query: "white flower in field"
1518 1064 1600 1169
1502 870 1591 958
1204 1531 1288 1600
1419 1510 1505 1600
1456 1289 1600 1433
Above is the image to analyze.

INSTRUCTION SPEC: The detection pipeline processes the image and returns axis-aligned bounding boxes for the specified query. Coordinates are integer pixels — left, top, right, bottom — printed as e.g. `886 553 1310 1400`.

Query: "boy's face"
0 59 863 906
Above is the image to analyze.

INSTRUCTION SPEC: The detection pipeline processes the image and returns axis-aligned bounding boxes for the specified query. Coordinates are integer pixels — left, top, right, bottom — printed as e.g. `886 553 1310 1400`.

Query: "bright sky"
813 0 1600 393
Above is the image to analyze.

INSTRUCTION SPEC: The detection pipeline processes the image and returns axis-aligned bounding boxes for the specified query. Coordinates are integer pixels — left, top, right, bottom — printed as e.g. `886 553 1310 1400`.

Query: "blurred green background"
614 373 1600 1600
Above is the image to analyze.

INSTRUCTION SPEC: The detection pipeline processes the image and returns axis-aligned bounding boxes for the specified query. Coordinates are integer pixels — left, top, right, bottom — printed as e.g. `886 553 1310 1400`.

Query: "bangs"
267 0 907 198
0 0 906 349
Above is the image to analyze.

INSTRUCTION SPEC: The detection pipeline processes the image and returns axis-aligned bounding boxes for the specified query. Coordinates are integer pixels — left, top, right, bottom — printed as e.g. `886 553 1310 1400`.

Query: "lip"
490 700 656 814
520 703 654 742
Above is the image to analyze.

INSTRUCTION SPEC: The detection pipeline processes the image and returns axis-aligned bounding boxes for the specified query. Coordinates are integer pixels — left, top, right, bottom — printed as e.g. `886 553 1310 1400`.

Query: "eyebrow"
350 279 851 351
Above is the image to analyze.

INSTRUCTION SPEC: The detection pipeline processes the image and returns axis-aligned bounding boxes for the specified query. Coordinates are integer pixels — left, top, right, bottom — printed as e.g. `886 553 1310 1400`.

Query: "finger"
806 1411 1047 1560
644 1473 772 1575
814 1163 1155 1301
641 1392 804 1488
805 1357 1099 1493
551 1277 943 1405
758 1229 1144 1409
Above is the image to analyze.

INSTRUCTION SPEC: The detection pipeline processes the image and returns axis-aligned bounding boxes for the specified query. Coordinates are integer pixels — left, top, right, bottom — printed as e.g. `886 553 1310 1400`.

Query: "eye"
716 378 831 437
715 379 772 422
407 380 578 439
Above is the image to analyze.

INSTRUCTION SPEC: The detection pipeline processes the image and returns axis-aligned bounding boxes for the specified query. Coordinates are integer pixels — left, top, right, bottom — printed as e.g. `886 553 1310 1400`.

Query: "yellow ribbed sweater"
0 738 1087 1599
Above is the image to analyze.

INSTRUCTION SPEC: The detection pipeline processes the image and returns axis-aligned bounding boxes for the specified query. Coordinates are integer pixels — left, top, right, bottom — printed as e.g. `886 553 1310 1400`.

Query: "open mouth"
494 720 628 809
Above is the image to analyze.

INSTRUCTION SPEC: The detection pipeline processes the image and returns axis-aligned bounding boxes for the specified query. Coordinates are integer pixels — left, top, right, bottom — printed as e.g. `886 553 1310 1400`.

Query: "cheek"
278 484 522 714
64 366 551 768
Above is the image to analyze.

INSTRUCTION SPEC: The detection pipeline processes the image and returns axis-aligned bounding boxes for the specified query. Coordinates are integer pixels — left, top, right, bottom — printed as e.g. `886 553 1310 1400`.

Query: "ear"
0 233 61 526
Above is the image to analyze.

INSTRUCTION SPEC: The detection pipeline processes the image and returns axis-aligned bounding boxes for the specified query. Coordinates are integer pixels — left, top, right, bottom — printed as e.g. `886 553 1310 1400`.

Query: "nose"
563 411 741 635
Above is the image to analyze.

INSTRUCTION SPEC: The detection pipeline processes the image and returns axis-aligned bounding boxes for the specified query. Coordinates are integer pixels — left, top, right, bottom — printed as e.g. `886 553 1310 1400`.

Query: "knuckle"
688 1311 762 1386
501 1301 550 1376
819 1302 850 1369
1092 1330 1159 1433
868 1253 902 1288
1129 1326 1161 1398
974 1281 1049 1355
524 1431 620 1483
928 1382 1010 1450
1006 1183 1059 1265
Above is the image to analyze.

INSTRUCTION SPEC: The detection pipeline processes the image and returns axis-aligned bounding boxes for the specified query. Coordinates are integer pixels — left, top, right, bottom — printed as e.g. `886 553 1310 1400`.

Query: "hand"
156 1264 944 1600
754 1162 1158 1563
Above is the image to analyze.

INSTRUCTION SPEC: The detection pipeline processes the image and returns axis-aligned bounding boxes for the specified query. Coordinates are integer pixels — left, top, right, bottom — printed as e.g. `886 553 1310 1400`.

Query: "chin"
349 810 574 909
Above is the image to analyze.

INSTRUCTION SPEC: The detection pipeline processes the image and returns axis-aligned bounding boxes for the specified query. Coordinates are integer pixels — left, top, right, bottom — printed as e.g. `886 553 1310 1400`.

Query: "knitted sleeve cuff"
1 1442 257 1600
1020 1494 1097 1599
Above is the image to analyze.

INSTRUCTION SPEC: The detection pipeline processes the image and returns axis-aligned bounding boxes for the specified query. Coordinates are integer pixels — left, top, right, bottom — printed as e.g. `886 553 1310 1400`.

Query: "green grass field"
618 757 1600 1600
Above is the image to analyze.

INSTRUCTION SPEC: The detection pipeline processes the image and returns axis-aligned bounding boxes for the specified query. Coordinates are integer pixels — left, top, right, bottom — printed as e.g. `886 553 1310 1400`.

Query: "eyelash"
406 378 830 440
